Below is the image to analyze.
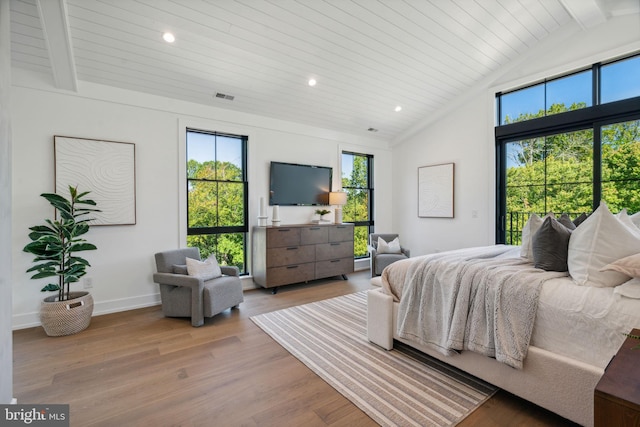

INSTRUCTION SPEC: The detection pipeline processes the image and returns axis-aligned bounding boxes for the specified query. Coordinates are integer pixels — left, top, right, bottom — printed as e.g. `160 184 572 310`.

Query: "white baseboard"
12 293 161 331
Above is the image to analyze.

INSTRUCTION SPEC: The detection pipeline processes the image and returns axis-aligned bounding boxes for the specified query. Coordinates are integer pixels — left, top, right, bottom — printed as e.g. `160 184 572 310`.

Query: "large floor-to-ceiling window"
186 129 248 272
341 151 374 258
496 53 640 244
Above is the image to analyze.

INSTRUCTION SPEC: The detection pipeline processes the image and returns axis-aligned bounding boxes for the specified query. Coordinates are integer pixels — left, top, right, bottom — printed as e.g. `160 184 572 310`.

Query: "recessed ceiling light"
162 32 176 43
395 105 402 112
308 78 317 87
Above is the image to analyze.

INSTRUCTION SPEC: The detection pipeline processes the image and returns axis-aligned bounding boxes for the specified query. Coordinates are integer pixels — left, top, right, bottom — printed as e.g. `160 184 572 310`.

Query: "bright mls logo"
1 405 69 426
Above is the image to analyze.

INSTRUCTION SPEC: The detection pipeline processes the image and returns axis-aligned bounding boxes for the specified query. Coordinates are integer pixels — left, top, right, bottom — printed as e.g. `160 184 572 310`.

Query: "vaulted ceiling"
9 0 640 141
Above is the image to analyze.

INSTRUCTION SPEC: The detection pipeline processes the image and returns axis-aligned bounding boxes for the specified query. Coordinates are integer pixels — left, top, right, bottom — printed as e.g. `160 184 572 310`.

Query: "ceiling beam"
36 0 77 91
559 0 608 30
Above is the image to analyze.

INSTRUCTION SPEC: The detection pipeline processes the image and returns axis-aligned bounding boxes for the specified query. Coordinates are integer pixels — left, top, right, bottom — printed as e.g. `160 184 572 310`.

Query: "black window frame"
495 53 640 244
341 151 374 259
186 128 249 272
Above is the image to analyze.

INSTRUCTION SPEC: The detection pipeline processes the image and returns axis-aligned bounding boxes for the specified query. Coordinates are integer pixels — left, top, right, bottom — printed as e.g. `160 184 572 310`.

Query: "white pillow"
601 253 640 278
568 201 640 287
614 278 640 299
186 256 222 280
377 237 402 254
630 211 640 229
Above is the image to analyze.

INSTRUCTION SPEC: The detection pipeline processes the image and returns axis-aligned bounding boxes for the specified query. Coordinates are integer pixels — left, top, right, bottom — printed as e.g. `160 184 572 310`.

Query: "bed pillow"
186 256 222 280
573 212 588 227
558 213 577 230
568 201 640 287
614 278 640 299
600 253 640 278
631 211 640 228
520 214 543 261
532 216 572 272
377 237 402 254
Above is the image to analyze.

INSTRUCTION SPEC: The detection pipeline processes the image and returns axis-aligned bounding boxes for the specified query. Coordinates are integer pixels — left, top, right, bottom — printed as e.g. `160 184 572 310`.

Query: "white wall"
11 71 392 329
392 15 640 257
1 0 14 404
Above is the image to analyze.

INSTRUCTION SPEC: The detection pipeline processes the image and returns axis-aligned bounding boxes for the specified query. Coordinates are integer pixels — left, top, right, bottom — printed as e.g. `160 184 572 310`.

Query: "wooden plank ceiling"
9 0 639 141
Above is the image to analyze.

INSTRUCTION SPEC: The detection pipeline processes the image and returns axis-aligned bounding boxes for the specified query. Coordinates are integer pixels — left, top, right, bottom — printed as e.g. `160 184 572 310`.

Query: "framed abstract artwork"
54 136 136 226
418 162 454 218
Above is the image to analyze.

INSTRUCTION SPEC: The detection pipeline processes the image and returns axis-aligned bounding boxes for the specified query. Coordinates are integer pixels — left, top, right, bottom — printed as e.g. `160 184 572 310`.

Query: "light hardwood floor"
13 271 579 426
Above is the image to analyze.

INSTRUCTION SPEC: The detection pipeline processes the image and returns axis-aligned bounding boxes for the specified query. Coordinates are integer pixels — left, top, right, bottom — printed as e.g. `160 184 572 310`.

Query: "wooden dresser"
252 223 354 293
594 328 640 427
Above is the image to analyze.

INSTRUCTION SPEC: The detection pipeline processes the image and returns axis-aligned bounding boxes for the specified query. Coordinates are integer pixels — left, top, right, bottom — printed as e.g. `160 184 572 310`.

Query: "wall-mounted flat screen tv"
269 161 332 206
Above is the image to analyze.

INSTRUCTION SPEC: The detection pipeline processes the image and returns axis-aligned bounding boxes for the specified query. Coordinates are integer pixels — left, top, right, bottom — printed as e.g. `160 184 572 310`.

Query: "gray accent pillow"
172 264 188 275
573 212 588 227
532 216 572 272
558 213 576 230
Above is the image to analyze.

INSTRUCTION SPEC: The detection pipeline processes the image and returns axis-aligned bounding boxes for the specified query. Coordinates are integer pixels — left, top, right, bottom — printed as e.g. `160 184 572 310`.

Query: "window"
341 151 374 258
601 55 640 104
503 129 594 244
186 129 248 272
498 69 592 125
496 53 640 244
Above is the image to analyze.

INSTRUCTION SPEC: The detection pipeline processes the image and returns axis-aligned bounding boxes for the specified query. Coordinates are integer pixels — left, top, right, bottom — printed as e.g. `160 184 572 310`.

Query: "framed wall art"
418 162 454 218
54 136 136 226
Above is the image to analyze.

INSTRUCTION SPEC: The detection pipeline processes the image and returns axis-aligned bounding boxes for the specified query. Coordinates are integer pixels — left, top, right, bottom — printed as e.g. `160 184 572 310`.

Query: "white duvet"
534 275 640 367
381 245 640 368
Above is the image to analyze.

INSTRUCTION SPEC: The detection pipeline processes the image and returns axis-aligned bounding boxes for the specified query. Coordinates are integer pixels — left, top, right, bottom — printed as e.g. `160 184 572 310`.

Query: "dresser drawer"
329 224 354 242
316 242 353 261
267 245 315 267
316 258 354 278
267 263 315 286
301 226 328 245
267 227 301 247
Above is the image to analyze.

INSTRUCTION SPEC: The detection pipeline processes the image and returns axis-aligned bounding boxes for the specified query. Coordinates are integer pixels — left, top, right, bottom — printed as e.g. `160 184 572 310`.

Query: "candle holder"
258 216 268 226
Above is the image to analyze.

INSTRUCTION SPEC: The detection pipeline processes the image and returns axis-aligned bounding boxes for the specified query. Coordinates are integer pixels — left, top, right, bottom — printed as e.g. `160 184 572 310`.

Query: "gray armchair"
153 248 244 327
369 233 410 277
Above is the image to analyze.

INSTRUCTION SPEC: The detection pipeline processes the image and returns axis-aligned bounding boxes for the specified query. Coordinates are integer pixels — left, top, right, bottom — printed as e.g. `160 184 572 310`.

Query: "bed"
367 204 640 427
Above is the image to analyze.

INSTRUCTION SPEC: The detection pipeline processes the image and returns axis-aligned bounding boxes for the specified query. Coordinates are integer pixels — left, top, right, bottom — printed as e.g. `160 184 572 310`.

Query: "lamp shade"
329 191 348 205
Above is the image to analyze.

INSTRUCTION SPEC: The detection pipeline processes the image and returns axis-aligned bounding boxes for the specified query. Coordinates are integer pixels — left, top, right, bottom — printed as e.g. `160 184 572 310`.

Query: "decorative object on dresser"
23 185 100 336
271 205 280 227
329 191 348 224
258 196 268 226
252 223 354 294
313 209 331 224
594 328 640 427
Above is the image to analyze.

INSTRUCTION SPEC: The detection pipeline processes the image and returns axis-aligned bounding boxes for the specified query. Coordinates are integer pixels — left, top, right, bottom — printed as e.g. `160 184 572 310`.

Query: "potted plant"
23 185 100 336
315 209 331 223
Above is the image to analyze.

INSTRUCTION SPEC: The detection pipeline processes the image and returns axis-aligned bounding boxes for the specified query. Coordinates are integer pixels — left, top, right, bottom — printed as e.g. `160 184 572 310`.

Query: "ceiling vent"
367 127 379 132
215 92 235 101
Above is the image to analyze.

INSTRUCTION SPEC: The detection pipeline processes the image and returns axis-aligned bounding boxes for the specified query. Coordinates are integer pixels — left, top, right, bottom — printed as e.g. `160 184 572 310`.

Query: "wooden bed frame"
367 288 602 427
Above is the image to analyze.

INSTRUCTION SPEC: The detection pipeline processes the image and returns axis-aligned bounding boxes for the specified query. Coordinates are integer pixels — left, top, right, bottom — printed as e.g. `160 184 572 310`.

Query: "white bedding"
381 245 640 369
534 275 640 367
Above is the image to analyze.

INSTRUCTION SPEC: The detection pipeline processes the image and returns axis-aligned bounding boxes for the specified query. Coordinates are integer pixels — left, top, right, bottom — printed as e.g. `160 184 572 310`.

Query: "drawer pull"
309 227 320 230
277 229 291 232
286 266 299 269
337 225 347 229
330 243 340 246
286 247 298 250
330 260 340 263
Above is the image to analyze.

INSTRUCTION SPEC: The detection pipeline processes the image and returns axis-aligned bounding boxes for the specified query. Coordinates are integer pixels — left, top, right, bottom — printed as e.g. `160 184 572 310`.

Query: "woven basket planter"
40 291 94 337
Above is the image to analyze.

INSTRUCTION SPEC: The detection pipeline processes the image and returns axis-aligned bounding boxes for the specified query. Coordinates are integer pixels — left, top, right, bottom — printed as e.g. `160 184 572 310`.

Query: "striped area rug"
251 291 497 427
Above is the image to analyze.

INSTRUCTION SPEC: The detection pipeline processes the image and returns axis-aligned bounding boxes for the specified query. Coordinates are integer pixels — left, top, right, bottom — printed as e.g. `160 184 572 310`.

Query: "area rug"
251 291 497 427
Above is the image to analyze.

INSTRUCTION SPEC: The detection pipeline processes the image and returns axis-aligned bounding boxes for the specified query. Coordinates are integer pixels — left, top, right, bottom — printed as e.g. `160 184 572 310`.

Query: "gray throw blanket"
397 246 567 369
